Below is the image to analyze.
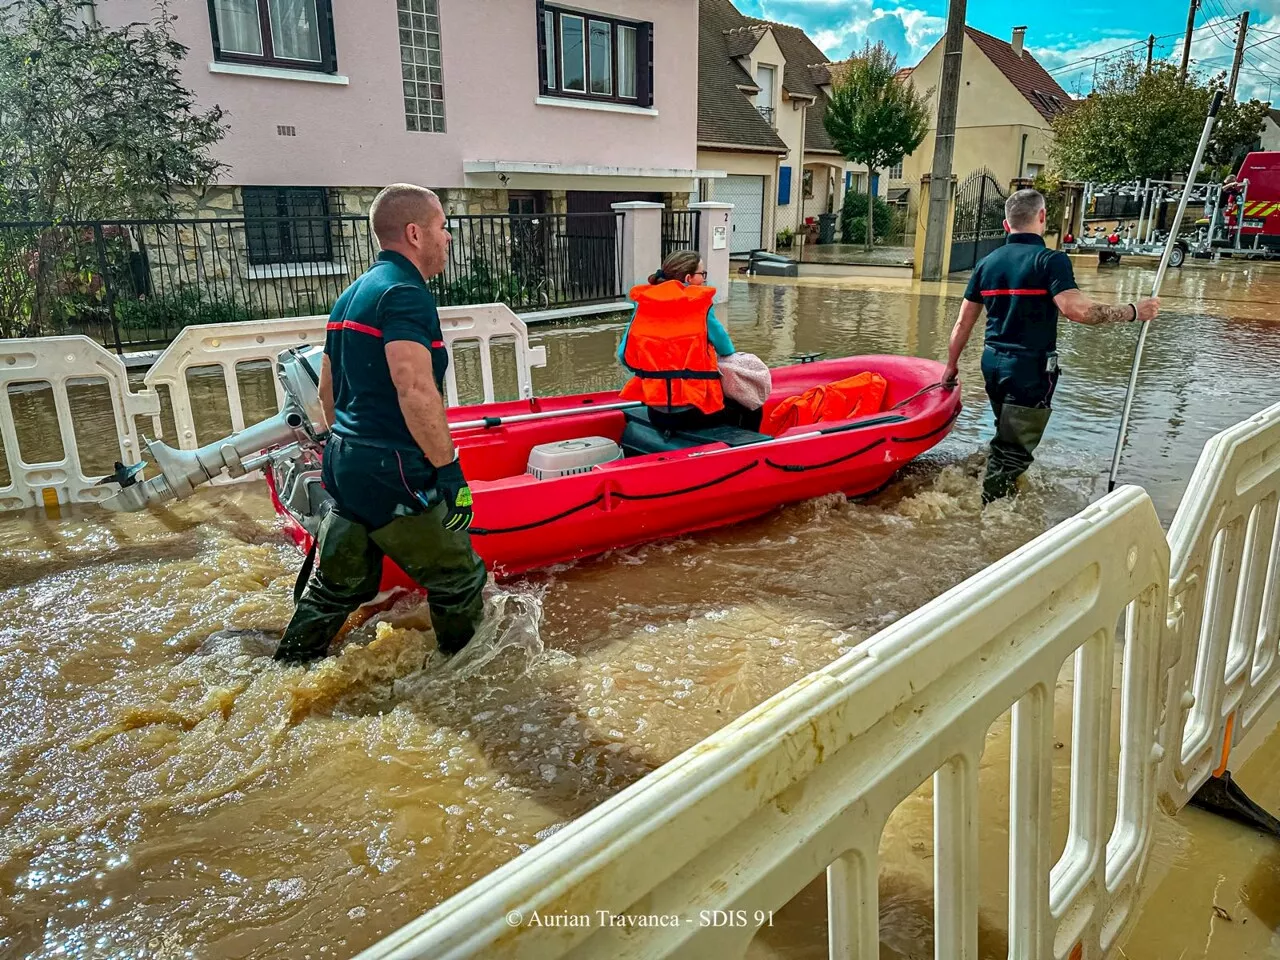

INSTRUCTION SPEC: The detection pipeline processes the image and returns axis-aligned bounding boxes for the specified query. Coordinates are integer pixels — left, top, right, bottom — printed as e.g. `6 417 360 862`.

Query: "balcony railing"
757 104 775 127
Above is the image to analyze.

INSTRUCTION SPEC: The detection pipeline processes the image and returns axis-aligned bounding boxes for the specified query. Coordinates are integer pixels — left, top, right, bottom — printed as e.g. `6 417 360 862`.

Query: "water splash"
438 582 548 680
889 464 983 522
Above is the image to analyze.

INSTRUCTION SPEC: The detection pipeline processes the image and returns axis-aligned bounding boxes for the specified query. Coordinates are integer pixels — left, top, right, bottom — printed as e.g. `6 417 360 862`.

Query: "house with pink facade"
85 0 709 314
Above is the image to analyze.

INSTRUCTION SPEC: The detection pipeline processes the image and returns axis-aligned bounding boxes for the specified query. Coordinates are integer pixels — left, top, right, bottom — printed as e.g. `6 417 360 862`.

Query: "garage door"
716 175 765 254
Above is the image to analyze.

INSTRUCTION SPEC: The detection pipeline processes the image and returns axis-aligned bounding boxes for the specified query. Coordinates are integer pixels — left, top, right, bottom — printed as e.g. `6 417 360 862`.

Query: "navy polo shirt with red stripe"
963 233 1078 356
325 250 449 452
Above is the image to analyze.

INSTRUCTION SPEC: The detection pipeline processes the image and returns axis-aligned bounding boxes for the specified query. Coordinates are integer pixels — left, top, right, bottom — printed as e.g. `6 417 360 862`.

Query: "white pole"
449 401 643 432
1108 90 1224 492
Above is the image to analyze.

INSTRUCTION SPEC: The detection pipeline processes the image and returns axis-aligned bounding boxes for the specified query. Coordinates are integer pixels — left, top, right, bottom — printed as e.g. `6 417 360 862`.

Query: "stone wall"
124 185 386 325
340 188 383 217
443 188 572 216
168 185 241 217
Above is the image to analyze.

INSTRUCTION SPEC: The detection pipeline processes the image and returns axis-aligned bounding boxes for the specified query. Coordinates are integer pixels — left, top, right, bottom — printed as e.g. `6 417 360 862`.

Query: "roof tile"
698 0 789 152
723 25 767 59
964 27 1071 123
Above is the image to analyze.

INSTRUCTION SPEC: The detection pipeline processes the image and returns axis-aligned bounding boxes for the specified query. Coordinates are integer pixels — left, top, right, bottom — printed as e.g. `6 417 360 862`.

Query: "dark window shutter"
318 0 337 73
535 0 548 94
779 166 792 205
636 21 653 107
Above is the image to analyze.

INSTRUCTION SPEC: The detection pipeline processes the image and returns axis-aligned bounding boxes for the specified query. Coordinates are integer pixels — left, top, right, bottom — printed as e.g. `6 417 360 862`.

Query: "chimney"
1012 26 1027 58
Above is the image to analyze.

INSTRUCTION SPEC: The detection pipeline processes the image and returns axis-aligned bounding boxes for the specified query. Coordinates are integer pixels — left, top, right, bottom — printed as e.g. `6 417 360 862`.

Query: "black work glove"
432 458 474 532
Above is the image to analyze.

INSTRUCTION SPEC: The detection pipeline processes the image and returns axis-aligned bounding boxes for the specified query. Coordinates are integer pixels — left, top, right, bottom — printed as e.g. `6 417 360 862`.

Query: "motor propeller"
95 460 146 489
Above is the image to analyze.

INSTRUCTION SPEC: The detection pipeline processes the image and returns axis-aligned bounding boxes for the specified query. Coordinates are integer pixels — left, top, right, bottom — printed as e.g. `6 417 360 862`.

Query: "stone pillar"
611 201 665 295
690 201 733 305
913 174 956 280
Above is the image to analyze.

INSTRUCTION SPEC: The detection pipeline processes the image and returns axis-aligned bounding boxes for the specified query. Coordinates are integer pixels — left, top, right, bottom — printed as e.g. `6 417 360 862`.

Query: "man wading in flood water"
272 184 488 664
942 188 1162 504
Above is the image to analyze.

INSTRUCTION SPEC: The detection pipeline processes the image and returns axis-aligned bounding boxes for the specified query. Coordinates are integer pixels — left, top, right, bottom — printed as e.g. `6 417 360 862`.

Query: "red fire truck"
1224 151 1280 251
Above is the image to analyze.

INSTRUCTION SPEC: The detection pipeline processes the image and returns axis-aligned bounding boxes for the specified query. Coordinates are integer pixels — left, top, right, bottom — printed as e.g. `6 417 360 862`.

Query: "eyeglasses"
690 270 708 278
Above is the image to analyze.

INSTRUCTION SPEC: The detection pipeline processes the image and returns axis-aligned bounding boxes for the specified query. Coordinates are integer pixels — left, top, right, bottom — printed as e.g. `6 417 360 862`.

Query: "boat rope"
469 494 606 537
891 407 961 444
764 438 885 473
469 461 759 536
612 460 757 501
890 381 947 410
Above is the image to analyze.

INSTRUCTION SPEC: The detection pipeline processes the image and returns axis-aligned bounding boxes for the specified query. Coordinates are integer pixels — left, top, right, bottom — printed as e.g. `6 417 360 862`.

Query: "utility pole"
1180 0 1198 82
1147 34 1156 74
920 0 966 281
1229 11 1250 99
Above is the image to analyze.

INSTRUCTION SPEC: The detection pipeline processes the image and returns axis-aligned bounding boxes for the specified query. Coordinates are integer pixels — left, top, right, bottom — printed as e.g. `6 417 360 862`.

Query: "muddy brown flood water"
1 261 1279 959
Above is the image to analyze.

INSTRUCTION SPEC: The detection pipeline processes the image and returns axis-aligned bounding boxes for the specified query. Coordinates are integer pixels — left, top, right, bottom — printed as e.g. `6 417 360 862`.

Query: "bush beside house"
840 191 896 245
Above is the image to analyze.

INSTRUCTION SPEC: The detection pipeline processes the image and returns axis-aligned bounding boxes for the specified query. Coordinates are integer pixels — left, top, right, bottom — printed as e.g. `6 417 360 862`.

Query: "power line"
1196 1 1243 42
1047 40 1149 76
1196 0 1280 77
1044 9 1280 96
1236 35 1280 77
1240 35 1280 75
1046 26 1208 76
1207 1 1280 83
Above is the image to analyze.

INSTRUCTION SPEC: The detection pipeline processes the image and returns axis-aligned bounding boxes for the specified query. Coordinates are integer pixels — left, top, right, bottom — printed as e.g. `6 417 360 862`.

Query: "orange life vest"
762 372 888 436
620 281 724 415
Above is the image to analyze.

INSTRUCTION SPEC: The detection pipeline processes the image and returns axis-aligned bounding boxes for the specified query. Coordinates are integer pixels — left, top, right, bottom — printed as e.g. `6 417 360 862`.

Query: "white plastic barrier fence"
143 305 548 453
1159 400 1280 812
438 303 547 409
0 304 547 510
142 316 327 451
0 336 160 512
356 487 1170 960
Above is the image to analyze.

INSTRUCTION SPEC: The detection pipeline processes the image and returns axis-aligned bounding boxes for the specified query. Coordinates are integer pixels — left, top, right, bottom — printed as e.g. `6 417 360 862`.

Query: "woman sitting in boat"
617 249 759 432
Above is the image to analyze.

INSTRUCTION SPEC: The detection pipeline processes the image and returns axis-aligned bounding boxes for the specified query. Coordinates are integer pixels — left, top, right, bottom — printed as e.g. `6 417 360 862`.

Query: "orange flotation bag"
763 371 888 436
620 281 724 415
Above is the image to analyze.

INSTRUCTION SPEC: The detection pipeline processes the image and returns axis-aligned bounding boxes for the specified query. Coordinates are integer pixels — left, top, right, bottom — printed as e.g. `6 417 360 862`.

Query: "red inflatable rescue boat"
267 354 961 582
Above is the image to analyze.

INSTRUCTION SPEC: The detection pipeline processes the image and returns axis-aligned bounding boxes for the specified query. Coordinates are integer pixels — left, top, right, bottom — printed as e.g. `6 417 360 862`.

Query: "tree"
0 0 227 335
1207 94 1270 175
1052 60 1267 184
823 42 930 250
0 0 227 221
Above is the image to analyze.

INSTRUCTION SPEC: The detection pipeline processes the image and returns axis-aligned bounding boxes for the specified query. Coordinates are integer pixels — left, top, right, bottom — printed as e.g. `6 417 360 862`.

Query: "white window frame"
588 19 613 97
617 24 637 100
560 13 587 94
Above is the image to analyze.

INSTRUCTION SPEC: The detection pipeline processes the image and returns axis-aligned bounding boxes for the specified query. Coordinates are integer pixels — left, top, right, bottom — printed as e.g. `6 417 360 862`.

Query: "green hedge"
115 289 254 330
840 190 897 245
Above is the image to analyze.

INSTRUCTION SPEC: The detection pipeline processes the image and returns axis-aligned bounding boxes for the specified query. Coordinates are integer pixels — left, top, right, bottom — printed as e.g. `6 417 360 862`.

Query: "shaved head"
369 183 442 245
1005 189 1046 232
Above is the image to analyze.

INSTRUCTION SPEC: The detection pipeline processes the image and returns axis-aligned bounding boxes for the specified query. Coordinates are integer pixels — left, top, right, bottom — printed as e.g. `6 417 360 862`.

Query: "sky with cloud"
733 0 1280 102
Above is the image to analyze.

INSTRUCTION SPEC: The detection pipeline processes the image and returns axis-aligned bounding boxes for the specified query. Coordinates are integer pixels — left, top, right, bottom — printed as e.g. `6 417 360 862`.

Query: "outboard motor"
101 345 328 512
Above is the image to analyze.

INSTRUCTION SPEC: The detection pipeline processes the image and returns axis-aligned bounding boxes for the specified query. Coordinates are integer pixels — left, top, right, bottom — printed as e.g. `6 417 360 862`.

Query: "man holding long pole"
942 189 1161 504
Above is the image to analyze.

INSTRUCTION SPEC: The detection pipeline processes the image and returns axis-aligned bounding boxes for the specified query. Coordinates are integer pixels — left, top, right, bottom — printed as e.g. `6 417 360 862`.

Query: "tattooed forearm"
1083 302 1133 325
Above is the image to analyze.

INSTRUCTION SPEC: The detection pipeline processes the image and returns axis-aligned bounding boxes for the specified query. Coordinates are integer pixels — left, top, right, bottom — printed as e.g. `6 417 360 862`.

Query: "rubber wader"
982 402 1053 504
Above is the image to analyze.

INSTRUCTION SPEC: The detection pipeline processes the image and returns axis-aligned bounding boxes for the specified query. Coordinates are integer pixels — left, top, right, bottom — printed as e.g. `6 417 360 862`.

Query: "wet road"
1 257 1279 959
